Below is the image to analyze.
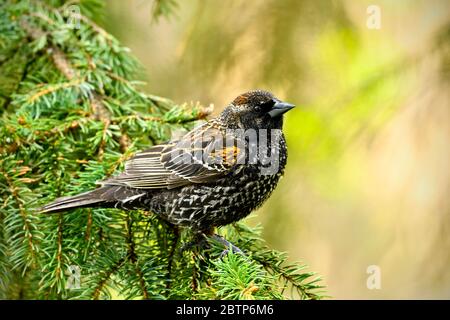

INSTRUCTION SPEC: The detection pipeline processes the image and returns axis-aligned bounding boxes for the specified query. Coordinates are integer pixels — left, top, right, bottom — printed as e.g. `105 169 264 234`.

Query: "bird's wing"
101 120 243 189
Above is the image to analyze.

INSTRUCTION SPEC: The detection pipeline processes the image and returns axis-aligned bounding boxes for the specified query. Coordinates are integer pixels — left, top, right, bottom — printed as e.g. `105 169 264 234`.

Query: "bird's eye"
259 99 275 111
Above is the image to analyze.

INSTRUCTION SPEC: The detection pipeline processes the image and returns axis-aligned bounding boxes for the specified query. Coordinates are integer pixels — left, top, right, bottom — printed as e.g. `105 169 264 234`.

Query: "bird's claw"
181 233 245 257
210 234 245 257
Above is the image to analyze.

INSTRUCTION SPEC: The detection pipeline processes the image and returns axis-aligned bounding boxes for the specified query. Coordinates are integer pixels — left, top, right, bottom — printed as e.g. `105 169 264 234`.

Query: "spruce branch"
0 164 38 270
125 215 150 299
21 17 110 121
91 256 126 300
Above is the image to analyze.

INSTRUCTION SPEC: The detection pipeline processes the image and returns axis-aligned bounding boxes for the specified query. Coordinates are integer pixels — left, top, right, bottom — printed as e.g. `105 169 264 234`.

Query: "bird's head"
220 90 295 130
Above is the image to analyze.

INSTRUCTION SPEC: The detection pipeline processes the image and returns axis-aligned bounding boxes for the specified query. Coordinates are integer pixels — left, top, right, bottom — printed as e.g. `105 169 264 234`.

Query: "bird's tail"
39 185 142 214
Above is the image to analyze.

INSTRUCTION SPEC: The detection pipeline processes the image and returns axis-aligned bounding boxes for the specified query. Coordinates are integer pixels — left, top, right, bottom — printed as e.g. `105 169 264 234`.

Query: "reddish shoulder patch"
232 93 249 106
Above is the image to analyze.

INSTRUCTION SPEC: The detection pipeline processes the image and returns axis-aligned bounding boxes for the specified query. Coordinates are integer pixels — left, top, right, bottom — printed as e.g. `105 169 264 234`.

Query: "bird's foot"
209 234 245 257
181 232 245 257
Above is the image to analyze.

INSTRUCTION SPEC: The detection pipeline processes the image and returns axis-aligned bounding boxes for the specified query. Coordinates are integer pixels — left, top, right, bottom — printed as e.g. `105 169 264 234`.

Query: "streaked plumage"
40 90 295 233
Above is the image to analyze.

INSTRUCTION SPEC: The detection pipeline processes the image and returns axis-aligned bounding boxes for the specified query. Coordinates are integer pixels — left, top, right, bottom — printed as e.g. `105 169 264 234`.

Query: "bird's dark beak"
268 101 296 118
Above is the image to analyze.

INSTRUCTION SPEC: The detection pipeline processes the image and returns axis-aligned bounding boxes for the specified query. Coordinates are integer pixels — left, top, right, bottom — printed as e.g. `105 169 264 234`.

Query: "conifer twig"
20 18 110 121
125 216 149 299
0 167 36 266
92 257 126 300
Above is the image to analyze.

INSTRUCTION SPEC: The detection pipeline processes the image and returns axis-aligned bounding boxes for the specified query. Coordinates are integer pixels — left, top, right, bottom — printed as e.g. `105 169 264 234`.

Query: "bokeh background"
102 0 449 299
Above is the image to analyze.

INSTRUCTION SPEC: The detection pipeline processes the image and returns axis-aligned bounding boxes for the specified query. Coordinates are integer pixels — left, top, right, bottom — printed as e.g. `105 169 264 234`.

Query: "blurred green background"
102 0 449 298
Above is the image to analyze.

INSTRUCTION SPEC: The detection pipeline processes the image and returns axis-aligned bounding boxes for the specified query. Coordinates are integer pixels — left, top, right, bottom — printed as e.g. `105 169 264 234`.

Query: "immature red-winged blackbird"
41 90 294 248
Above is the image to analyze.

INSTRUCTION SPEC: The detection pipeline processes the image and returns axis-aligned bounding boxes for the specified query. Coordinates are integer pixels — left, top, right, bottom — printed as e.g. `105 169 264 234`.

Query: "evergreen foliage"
0 0 324 299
